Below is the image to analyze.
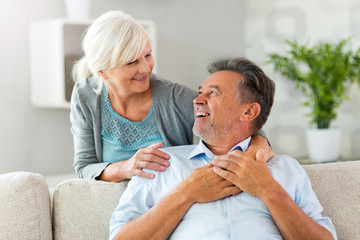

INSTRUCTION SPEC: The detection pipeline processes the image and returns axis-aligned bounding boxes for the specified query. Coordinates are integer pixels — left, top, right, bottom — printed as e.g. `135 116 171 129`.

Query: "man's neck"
203 139 244 156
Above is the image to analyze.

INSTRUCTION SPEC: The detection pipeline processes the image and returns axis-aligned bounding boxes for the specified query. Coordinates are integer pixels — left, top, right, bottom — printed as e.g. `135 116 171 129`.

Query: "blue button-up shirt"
109 138 337 240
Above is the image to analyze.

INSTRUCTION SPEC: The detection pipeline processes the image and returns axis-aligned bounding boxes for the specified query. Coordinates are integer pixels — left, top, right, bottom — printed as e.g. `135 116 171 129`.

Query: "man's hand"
177 163 240 204
211 150 277 199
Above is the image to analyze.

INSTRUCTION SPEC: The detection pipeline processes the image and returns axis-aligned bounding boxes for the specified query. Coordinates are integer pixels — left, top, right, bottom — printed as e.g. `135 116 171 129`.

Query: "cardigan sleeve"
70 81 109 179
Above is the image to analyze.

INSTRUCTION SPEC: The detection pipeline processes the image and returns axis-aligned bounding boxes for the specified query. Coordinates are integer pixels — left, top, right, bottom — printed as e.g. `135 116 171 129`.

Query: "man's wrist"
173 180 197 206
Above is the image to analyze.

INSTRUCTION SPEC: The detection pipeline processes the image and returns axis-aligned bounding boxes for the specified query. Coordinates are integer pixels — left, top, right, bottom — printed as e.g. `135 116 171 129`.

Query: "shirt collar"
189 136 252 161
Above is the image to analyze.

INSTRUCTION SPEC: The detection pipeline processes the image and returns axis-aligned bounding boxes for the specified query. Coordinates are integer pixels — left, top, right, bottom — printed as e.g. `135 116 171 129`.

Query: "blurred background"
0 0 359 176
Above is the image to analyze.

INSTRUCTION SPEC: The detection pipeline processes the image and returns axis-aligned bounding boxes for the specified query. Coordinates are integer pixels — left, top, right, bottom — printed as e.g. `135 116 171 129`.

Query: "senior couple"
70 11 336 240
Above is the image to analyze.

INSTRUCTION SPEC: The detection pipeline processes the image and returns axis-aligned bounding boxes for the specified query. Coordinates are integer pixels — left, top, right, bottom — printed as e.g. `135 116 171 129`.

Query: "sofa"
1 160 359 240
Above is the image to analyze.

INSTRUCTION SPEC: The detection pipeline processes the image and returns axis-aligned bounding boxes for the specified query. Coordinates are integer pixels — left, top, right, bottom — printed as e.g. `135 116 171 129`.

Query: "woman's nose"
138 59 151 73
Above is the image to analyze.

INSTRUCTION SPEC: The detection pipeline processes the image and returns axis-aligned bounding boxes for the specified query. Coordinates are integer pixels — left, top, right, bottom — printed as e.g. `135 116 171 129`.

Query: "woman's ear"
97 70 108 80
240 103 261 122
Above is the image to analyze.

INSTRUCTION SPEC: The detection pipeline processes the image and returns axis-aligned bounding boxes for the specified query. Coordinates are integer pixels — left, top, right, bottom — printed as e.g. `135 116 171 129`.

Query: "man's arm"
211 150 334 240
113 164 239 240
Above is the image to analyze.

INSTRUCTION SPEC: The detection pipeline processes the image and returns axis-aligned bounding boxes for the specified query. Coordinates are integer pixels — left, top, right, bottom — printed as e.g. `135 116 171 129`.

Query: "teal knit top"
100 86 164 163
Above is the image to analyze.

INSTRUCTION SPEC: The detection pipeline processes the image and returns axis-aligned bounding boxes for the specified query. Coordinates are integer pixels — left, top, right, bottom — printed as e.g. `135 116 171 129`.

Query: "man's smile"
195 111 210 118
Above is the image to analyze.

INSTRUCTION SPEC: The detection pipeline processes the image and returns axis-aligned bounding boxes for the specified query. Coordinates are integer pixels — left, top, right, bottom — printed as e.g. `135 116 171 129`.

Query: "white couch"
1 160 360 240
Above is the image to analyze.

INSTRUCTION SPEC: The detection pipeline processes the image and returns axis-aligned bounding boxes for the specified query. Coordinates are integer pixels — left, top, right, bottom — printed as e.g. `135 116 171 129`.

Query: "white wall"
0 0 359 176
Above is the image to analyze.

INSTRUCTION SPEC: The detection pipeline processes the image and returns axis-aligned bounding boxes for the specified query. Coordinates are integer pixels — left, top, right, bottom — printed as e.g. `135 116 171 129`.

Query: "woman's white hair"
72 11 151 93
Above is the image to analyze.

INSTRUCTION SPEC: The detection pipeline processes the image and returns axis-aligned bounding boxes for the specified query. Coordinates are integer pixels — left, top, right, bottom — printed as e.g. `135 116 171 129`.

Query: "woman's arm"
97 142 170 182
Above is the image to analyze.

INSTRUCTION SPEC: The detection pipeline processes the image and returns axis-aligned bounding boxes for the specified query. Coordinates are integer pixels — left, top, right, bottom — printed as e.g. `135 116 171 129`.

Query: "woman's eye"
127 60 137 65
145 53 152 58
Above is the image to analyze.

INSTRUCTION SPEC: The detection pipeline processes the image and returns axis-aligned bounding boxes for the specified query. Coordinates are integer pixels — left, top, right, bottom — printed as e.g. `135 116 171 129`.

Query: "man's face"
193 70 242 142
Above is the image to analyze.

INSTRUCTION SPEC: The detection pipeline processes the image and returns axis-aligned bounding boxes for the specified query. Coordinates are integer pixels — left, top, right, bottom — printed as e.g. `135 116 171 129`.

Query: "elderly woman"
70 11 272 182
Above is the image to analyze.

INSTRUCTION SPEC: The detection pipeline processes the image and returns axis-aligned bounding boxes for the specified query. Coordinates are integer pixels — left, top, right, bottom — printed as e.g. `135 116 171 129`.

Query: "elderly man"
109 58 337 240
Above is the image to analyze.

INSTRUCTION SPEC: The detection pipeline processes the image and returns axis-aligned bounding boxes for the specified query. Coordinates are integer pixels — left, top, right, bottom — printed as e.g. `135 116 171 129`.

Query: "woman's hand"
98 142 170 182
123 142 170 179
247 134 274 162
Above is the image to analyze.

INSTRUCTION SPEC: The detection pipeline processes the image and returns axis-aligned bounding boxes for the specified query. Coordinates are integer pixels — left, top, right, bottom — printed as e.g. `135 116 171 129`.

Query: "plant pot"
306 128 341 162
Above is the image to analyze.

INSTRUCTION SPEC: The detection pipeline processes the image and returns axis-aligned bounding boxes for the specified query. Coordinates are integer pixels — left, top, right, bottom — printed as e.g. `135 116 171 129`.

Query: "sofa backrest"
52 178 128 240
303 160 360 240
0 172 52 240
52 161 360 240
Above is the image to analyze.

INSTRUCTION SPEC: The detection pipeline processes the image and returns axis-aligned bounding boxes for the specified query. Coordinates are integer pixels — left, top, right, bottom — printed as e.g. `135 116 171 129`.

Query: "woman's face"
101 43 154 95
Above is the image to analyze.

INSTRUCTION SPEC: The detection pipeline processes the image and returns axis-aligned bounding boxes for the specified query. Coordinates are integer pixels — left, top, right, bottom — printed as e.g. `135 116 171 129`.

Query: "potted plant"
267 38 360 162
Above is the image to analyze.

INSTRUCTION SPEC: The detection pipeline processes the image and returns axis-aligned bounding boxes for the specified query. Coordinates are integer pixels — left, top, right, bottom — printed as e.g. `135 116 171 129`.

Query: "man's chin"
193 127 214 141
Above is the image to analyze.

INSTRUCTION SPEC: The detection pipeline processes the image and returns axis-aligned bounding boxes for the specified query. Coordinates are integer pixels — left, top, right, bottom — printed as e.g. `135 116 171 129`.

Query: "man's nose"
193 94 207 105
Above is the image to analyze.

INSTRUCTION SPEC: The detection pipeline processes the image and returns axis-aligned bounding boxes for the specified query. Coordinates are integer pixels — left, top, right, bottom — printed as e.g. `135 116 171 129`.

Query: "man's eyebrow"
198 85 222 93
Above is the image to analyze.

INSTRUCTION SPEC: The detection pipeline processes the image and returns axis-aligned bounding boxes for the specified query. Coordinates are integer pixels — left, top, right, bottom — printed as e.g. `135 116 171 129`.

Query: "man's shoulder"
269 154 307 179
161 144 197 152
160 145 197 163
270 154 300 165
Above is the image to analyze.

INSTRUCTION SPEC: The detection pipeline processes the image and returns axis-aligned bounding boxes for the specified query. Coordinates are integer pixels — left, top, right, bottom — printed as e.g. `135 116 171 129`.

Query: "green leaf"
267 38 360 128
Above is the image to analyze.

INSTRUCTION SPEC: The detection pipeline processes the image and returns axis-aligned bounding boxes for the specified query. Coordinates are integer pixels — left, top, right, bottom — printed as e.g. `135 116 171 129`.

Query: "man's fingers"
211 158 238 173
213 166 236 183
222 186 241 197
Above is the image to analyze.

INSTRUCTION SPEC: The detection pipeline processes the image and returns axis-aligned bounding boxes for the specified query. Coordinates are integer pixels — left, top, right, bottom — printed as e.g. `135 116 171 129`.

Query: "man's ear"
97 70 108 80
240 103 261 122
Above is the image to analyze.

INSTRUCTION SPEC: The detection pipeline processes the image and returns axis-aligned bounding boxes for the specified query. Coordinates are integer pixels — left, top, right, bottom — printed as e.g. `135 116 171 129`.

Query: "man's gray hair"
208 57 275 132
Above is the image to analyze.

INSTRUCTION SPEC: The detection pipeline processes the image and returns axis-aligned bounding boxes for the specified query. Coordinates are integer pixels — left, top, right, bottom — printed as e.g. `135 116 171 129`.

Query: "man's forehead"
199 70 242 89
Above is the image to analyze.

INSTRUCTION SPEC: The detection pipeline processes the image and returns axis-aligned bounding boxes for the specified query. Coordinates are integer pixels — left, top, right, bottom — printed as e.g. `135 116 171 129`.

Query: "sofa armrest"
0 172 52 240
52 178 128 240
303 160 360 240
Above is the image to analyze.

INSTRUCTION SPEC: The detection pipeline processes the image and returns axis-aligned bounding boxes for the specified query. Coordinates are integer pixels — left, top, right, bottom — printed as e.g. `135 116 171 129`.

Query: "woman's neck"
106 85 153 122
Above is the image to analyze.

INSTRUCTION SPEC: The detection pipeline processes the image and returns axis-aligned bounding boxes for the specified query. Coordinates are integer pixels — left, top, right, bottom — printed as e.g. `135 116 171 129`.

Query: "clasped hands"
181 149 274 204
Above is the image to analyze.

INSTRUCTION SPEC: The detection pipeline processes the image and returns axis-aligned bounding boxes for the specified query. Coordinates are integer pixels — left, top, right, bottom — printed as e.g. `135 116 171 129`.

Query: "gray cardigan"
70 74 197 179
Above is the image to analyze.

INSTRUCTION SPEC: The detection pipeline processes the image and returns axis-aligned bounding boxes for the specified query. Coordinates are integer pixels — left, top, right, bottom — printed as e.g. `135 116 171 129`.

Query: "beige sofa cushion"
0 172 52 240
52 179 128 240
303 160 360 240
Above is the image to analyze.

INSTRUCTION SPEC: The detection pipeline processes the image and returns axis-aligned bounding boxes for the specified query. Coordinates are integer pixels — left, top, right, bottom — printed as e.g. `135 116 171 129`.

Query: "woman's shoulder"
150 74 197 99
74 77 99 94
71 76 101 110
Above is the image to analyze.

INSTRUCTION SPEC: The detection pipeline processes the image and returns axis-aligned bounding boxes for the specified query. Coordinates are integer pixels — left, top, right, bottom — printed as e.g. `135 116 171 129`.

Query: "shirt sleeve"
295 164 338 240
109 175 156 240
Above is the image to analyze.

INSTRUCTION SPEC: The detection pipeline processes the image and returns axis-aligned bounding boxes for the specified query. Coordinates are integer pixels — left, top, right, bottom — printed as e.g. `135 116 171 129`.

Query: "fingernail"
160 166 165 171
